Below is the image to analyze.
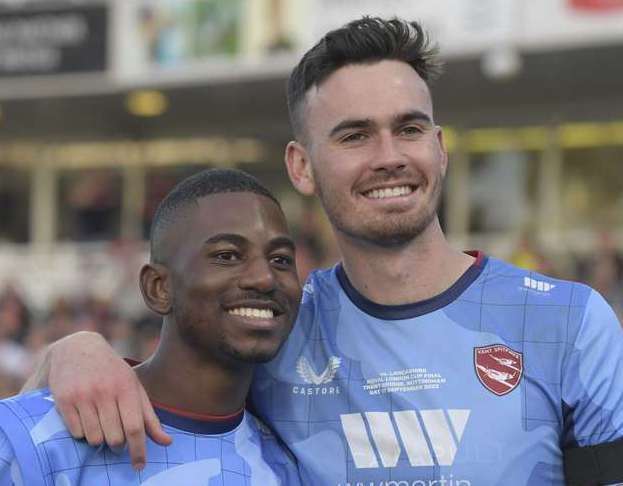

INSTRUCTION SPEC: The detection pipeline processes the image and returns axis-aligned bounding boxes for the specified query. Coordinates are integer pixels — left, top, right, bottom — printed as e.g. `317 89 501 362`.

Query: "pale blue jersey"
252 253 623 485
0 388 300 485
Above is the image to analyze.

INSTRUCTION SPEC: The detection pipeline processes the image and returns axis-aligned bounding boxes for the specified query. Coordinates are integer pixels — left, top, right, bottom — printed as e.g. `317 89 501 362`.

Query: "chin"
230 350 279 364
341 215 436 247
222 341 283 364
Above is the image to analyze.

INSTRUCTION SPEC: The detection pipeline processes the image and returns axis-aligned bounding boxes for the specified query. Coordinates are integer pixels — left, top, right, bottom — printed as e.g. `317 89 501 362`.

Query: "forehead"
165 192 288 250
191 192 287 235
304 60 433 129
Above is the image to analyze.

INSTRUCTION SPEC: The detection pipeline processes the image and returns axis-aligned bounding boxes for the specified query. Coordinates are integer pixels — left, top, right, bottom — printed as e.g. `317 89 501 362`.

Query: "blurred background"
0 0 622 396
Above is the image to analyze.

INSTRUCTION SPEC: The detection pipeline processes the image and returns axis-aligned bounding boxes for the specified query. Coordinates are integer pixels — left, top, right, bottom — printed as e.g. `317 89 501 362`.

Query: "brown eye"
270 254 294 267
401 125 423 136
214 251 241 262
341 132 368 143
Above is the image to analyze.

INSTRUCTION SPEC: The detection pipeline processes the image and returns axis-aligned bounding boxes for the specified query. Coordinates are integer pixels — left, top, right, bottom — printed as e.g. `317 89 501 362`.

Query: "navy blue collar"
154 405 244 435
336 251 487 320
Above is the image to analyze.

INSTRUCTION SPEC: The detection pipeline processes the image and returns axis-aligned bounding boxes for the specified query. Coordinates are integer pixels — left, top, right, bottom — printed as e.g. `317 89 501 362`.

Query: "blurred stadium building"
0 0 622 393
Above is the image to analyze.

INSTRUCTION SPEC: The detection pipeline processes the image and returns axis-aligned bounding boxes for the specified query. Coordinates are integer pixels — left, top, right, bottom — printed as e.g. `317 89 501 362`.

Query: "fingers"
58 384 168 471
79 402 104 447
117 385 172 470
55 396 85 440
97 400 126 450
43 332 171 469
140 386 172 446
118 386 147 470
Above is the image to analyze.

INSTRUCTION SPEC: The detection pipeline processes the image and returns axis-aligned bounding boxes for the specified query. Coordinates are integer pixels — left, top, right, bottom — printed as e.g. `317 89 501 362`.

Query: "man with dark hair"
286 17 443 142
25 17 623 485
149 169 281 264
0 169 302 485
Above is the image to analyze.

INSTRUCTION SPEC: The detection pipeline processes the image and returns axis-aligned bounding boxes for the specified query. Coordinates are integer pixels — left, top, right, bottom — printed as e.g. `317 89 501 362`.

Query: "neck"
135 324 252 417
336 219 475 305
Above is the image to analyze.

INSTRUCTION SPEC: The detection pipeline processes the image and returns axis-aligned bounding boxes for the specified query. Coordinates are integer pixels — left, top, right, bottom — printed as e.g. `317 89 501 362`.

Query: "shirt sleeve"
562 289 623 447
0 427 16 486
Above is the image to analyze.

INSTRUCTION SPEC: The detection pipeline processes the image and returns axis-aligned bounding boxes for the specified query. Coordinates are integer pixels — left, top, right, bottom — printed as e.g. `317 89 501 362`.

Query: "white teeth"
228 307 274 319
365 185 412 199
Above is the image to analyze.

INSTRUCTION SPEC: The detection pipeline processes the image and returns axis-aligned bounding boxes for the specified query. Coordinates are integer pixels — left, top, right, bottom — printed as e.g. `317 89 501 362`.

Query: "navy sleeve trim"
564 437 623 485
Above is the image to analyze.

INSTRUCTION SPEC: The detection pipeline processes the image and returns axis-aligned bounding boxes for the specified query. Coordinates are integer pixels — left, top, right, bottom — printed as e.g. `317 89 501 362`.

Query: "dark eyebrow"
329 119 373 138
268 236 296 253
204 233 247 246
394 110 433 127
203 234 296 252
329 111 434 138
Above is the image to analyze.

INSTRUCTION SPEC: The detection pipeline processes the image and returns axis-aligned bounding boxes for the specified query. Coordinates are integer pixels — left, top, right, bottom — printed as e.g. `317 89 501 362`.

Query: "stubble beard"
177 317 280 366
316 172 443 248
218 337 282 364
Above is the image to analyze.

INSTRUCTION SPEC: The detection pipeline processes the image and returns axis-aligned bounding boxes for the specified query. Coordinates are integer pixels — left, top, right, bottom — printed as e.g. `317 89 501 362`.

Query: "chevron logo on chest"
296 356 341 385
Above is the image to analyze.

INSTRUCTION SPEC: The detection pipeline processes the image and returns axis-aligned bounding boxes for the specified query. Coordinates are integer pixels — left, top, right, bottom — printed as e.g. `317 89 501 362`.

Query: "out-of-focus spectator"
293 202 339 283
64 171 121 241
578 231 623 323
0 279 167 398
509 234 557 276
0 285 33 394
0 285 31 344
44 296 76 343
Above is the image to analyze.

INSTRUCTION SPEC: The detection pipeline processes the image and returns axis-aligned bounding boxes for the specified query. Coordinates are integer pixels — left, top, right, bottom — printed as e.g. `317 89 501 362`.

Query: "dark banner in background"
0 5 107 77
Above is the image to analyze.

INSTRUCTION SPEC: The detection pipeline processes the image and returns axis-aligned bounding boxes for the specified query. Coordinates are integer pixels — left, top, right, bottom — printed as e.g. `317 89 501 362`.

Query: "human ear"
436 126 449 178
285 141 316 196
139 263 172 315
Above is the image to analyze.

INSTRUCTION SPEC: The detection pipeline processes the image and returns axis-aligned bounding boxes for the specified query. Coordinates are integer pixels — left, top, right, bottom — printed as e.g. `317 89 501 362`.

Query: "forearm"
20 345 51 392
20 331 106 393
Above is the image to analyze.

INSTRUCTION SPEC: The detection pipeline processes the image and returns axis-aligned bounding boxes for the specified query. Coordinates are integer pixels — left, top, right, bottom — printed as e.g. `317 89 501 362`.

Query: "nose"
238 256 276 293
369 132 407 173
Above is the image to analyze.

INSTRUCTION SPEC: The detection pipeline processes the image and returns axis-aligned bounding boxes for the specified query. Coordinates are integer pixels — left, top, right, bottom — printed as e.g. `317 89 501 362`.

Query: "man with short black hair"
0 169 302 485
26 17 623 485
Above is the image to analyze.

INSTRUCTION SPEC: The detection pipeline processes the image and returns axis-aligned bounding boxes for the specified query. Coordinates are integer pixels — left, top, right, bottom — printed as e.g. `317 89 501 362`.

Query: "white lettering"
336 478 471 486
341 414 378 468
291 385 340 396
341 410 471 469
420 410 457 466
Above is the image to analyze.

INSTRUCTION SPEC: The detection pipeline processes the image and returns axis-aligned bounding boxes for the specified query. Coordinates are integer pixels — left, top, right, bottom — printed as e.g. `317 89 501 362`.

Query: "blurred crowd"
0 285 162 398
0 228 621 399
509 231 623 321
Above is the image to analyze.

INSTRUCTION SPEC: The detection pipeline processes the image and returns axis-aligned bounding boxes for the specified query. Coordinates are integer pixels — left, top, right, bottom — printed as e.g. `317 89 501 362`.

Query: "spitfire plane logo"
296 356 341 385
474 344 523 396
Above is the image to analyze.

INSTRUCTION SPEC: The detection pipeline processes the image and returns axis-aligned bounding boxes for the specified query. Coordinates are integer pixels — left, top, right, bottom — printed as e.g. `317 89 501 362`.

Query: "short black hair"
150 168 281 263
287 16 443 140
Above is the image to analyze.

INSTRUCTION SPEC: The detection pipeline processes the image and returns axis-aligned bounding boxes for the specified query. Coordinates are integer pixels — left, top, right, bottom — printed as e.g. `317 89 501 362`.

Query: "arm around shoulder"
20 330 171 469
21 331 107 392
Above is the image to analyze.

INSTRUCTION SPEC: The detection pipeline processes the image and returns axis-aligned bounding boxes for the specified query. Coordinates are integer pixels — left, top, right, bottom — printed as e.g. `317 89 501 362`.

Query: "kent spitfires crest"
474 344 523 396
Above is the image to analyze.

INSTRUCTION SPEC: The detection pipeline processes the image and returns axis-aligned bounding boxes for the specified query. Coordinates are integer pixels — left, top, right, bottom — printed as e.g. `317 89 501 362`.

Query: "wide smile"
361 184 417 201
228 307 275 319
224 302 286 329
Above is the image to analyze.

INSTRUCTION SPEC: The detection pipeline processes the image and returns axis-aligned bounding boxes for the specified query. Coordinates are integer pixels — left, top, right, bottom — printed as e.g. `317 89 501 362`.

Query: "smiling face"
286 60 448 247
159 192 300 366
